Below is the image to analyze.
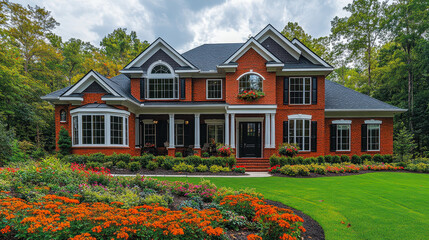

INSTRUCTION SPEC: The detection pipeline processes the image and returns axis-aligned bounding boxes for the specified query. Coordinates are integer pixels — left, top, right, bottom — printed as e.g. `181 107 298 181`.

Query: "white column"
225 114 230 145
169 114 175 148
271 113 276 148
265 113 270 148
230 113 235 148
194 114 200 149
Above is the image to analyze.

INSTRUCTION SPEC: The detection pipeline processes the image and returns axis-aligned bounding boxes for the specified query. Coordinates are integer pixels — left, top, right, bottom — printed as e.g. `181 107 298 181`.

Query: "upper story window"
207 79 222 99
290 77 311 104
238 73 263 93
147 62 178 99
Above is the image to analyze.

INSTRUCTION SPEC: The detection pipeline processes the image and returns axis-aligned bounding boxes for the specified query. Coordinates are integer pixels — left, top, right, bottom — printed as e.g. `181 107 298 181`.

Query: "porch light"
185 120 189 125
153 120 158 124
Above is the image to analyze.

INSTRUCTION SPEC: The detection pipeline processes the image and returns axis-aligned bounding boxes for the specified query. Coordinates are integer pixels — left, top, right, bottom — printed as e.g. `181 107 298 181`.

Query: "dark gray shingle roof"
182 43 243 71
41 86 71 99
74 103 120 110
325 80 403 110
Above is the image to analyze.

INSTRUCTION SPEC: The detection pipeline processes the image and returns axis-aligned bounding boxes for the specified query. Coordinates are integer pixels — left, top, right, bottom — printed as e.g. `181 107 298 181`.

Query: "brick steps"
236 158 270 172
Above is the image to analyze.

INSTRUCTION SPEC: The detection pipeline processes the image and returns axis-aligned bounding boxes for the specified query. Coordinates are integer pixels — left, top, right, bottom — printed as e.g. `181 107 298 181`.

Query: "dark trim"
180 78 186 99
283 121 288 143
312 77 317 104
283 77 289 105
361 124 368 151
140 78 145 99
330 124 337 152
311 121 317 152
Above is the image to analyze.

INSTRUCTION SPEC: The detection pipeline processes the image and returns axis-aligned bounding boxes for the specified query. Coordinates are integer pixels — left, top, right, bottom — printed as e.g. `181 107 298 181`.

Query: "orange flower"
247 234 262 240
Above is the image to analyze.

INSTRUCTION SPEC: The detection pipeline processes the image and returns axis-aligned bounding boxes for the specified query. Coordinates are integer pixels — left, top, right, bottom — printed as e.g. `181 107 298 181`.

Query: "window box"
237 90 265 101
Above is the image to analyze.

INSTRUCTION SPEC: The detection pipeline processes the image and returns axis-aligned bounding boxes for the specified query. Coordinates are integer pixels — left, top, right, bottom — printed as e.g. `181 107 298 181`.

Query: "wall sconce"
185 120 189 125
153 120 158 124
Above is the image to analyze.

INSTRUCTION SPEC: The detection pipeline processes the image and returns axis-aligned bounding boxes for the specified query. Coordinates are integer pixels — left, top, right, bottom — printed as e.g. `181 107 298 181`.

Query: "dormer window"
238 73 263 93
147 62 178 99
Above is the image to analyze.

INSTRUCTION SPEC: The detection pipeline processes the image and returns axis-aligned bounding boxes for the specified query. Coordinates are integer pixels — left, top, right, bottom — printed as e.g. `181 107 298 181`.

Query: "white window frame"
289 77 312 105
206 79 222 99
146 61 179 100
70 109 129 147
336 124 351 151
60 110 67 123
288 115 312 151
236 72 264 94
142 120 157 146
367 124 381 151
206 119 224 143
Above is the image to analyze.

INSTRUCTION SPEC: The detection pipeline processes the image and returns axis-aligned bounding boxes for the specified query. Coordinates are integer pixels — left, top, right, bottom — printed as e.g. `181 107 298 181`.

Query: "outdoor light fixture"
153 120 158 124
185 120 189 125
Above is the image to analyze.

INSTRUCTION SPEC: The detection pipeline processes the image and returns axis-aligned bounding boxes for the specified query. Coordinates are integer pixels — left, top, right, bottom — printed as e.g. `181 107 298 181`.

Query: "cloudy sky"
17 0 352 52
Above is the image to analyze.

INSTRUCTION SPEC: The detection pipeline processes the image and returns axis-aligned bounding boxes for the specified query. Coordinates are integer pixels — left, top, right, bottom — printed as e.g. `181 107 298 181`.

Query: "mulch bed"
110 168 248 176
270 170 427 178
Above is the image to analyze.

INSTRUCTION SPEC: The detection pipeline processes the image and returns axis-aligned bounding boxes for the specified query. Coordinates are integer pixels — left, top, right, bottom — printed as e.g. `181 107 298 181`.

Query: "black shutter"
200 123 207 147
312 77 317 104
311 121 317 152
361 124 368 151
184 120 193 147
140 78 145 99
157 120 167 148
330 124 337 152
283 77 289 105
283 121 288 143
180 78 186 99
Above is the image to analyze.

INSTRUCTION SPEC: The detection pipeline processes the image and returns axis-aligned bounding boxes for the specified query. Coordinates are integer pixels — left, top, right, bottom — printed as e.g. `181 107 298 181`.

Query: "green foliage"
9 140 28 163
341 155 350 163
57 127 71 155
128 161 141 172
394 126 417 161
145 161 158 171
132 154 153 168
324 155 333 163
196 164 209 172
173 162 195 173
161 157 174 170
373 154 383 162
361 154 372 161
202 152 210 158
86 161 102 169
209 165 230 173
280 165 310 176
332 155 341 163
88 153 105 163
115 161 127 169
351 155 362 164
175 152 183 157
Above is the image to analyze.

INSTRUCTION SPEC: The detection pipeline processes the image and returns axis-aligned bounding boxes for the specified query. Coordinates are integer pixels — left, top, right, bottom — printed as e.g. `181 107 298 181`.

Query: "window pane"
92 115 105 144
337 125 350 151
151 65 171 74
82 115 92 144
207 80 222 99
207 125 216 142
368 124 380 150
239 74 262 93
144 123 156 145
288 119 310 151
290 77 311 104
176 123 184 146
148 78 177 99
73 116 79 145
216 125 224 144
111 116 123 145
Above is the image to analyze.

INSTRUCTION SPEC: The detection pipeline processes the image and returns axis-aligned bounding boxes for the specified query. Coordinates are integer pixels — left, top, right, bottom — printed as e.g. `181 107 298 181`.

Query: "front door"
239 122 262 158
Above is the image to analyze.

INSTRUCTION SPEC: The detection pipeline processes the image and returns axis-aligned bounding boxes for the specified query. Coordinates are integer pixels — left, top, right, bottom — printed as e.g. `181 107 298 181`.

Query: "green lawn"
157 172 429 240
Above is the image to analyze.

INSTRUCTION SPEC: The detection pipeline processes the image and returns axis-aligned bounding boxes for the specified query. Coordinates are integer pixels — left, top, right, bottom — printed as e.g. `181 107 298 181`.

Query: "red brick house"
42 24 405 162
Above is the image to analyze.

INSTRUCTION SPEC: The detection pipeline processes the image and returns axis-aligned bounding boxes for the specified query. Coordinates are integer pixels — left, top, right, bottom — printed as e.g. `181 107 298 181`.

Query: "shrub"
115 161 127 169
102 161 113 169
196 164 208 172
88 153 105 163
308 164 327 175
209 165 224 173
128 162 141 172
0 120 15 165
280 165 310 176
58 127 72 156
161 157 174 170
324 155 333 163
232 165 246 173
294 156 304 164
269 165 281 173
9 140 28 163
351 155 362 164
406 163 429 173
202 152 210 158
383 154 393 163
172 162 195 172
340 155 350 163
86 161 102 169
332 155 341 163
185 155 202 166
146 161 158 170
269 154 279 166
175 152 183 157
278 143 299 157
141 193 173 208
373 154 383 162
31 148 46 160
317 156 325 163
132 154 153 168
361 154 372 161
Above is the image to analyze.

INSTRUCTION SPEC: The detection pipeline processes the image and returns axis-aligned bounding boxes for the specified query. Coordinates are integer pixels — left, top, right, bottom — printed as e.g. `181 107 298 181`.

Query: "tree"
331 0 388 95
57 127 71 155
61 38 94 85
386 0 429 131
0 120 15 165
394 125 417 161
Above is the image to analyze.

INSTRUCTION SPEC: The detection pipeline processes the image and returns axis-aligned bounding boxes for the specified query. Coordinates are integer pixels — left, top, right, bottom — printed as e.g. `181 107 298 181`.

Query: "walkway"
111 172 271 178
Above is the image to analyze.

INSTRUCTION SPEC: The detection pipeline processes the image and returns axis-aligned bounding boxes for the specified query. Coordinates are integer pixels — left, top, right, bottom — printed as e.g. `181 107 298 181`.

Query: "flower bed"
0 158 305 239
237 90 265 101
269 154 395 167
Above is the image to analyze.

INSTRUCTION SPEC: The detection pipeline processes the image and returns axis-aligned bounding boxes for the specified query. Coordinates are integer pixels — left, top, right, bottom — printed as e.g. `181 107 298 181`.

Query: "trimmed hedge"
270 154 394 167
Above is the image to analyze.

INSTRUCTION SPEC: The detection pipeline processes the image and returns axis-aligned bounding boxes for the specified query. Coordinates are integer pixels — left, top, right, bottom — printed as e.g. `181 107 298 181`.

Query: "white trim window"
238 73 263 93
60 110 67 122
289 77 311 104
288 119 311 151
337 125 351 151
82 115 105 144
368 124 380 151
147 62 179 99
175 122 184 146
72 116 79 145
206 79 222 99
111 116 123 145
207 123 224 143
143 123 156 146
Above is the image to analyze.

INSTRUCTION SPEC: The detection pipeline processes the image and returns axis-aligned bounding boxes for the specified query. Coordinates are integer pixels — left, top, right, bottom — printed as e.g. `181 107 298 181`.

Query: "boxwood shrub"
372 154 383 162
340 155 350 163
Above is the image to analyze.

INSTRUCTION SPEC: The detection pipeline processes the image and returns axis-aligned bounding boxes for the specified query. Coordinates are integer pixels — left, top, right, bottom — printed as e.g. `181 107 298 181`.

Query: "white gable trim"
288 114 312 120
365 119 382 124
63 71 120 97
124 38 196 70
332 119 352 124
291 39 331 67
224 38 281 64
254 24 302 60
236 71 266 81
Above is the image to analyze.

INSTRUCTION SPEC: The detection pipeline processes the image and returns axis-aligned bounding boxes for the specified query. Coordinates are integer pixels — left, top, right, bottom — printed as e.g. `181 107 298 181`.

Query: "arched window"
60 110 67 122
147 62 178 99
238 73 263 93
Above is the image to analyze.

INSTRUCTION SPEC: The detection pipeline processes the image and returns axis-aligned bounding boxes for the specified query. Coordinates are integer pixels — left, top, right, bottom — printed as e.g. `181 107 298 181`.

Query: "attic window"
151 65 171 74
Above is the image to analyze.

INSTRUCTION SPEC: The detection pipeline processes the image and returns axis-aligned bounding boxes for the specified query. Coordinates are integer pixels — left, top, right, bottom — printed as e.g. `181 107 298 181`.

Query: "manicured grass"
157 172 429 240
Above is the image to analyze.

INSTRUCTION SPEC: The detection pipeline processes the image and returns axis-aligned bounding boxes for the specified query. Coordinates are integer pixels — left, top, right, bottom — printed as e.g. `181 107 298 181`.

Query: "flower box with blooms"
232 165 246 173
216 144 234 157
144 143 155 148
237 90 265 101
278 143 299 157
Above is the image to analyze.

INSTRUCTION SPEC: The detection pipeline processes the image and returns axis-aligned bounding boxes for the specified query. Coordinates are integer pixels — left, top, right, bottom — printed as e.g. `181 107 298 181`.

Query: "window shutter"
180 78 186 99
283 121 288 143
157 120 167 148
330 124 337 152
361 124 368 151
283 77 289 105
311 121 317 152
140 78 145 99
200 123 207 147
312 77 317 104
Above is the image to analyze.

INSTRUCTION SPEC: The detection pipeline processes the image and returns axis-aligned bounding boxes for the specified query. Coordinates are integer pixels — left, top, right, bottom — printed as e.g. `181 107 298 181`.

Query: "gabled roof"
222 37 282 65
325 80 405 111
291 38 332 68
123 38 197 71
62 70 121 97
182 43 242 71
